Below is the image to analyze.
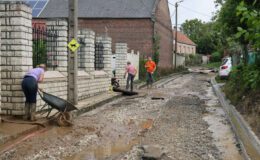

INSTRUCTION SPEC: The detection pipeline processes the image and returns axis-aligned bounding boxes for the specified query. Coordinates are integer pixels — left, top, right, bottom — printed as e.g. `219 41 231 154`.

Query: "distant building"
173 30 196 55
35 0 174 69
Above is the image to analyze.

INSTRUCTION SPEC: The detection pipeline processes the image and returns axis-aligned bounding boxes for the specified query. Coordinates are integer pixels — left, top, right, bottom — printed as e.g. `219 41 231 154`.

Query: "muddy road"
0 73 243 160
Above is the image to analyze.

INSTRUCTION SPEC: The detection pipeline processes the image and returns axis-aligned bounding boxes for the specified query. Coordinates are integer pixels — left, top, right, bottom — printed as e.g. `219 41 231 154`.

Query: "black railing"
95 42 104 70
78 38 86 69
32 24 58 69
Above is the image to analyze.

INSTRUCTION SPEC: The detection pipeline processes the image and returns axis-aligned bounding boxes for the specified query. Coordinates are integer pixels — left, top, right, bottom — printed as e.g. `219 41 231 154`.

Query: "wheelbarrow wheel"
57 112 73 127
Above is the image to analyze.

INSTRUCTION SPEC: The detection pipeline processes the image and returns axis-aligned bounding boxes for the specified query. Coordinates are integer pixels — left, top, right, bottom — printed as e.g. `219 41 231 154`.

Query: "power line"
168 1 212 18
179 5 212 18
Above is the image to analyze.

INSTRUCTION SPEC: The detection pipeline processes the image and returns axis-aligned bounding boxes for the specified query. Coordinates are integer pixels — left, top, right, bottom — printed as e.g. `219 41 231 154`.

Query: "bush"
185 54 202 66
210 52 222 62
224 64 260 104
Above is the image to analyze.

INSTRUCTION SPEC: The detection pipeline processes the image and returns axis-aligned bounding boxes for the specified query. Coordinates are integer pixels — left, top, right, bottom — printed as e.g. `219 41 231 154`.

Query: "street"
0 72 243 160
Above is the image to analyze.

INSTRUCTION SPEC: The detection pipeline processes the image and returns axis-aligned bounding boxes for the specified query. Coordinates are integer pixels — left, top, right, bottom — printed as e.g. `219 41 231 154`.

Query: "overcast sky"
168 0 217 27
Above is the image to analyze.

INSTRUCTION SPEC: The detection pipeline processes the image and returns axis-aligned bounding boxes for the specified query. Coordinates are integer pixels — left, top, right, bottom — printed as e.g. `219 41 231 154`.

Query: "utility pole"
174 2 178 69
174 0 183 69
68 0 78 105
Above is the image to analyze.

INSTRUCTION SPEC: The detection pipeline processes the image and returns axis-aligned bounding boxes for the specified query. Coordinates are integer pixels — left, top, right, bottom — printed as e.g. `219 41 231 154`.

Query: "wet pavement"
0 73 243 160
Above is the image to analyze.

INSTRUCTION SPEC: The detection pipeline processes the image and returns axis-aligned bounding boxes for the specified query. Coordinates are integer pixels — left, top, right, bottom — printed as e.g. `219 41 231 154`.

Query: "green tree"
180 19 221 55
216 0 259 63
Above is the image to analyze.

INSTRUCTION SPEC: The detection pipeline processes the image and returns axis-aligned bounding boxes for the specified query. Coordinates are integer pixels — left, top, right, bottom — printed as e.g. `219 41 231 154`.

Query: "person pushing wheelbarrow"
21 64 46 121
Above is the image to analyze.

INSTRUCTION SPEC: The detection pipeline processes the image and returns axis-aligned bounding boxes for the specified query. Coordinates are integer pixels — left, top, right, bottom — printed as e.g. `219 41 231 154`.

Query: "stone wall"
77 30 111 100
0 22 1 121
78 71 109 101
0 2 32 115
46 19 68 75
37 71 67 110
0 3 128 116
115 43 128 87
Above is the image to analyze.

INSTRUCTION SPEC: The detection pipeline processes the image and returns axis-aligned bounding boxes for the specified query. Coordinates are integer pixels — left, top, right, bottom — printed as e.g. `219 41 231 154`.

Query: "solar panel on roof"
25 0 49 17
27 1 37 8
35 1 47 8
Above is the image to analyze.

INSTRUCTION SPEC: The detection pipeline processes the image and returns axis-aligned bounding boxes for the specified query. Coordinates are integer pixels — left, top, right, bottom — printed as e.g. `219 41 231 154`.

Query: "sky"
168 0 218 27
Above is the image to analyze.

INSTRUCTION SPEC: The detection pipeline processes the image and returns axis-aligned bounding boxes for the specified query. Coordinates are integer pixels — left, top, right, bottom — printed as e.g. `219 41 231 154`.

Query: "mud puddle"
203 87 243 160
65 138 140 160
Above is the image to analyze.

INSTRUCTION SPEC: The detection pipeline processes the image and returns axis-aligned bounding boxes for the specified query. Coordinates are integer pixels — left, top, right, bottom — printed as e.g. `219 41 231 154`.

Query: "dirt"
0 73 243 160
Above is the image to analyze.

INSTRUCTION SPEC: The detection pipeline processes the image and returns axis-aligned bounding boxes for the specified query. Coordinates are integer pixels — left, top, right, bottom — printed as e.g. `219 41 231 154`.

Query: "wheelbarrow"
38 91 78 126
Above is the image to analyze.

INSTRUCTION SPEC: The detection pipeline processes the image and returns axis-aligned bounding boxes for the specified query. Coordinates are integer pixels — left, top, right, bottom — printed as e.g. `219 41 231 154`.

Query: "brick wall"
79 19 154 57
154 0 174 68
0 2 33 115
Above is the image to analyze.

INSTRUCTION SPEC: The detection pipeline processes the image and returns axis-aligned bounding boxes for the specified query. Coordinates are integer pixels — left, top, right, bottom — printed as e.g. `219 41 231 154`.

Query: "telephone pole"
68 0 78 105
174 0 183 69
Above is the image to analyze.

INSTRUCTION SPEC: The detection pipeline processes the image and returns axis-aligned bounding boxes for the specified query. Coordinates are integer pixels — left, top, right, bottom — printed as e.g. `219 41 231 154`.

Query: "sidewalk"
0 91 121 146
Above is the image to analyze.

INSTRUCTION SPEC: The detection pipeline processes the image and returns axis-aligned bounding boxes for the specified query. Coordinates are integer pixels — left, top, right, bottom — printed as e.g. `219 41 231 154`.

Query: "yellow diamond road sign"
68 39 80 52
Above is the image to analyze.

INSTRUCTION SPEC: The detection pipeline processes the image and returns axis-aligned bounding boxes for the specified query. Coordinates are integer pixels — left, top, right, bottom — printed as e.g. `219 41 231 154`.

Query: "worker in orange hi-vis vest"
145 56 156 89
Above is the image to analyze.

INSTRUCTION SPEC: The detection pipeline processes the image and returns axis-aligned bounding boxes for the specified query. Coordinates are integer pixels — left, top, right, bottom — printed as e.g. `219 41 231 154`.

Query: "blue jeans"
146 72 154 85
22 76 38 103
126 73 135 91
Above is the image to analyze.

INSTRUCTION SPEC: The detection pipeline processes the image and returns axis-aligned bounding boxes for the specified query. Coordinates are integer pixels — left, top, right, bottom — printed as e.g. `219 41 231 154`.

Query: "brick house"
36 0 173 68
173 30 196 55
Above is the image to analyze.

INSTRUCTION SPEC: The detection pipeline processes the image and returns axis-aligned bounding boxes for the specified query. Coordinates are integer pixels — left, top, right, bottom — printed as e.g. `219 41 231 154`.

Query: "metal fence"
32 23 58 69
95 42 104 70
78 38 85 69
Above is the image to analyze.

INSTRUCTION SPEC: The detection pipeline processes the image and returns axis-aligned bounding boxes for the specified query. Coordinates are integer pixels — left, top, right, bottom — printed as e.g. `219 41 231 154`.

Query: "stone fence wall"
0 2 132 116
0 22 1 121
0 2 33 115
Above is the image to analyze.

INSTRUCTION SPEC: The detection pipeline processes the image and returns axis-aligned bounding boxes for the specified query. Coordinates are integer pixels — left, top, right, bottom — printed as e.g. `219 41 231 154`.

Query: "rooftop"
38 0 157 18
173 30 196 46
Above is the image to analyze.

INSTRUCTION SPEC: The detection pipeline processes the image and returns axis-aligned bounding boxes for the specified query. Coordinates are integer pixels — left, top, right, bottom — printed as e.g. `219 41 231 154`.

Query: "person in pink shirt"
124 61 137 92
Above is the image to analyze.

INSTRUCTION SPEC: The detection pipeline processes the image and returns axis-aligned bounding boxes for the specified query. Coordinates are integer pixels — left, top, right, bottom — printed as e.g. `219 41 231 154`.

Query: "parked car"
219 57 232 78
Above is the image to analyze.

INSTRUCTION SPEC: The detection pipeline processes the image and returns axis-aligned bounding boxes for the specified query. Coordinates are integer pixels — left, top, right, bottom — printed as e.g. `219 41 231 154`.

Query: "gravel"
0 73 241 160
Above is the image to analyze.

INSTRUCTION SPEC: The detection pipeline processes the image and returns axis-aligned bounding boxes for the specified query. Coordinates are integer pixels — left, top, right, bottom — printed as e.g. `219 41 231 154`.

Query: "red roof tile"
173 30 196 46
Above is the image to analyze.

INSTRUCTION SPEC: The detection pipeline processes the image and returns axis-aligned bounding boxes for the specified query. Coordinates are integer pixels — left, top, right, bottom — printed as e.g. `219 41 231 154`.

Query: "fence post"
78 29 95 73
115 43 128 87
0 2 33 115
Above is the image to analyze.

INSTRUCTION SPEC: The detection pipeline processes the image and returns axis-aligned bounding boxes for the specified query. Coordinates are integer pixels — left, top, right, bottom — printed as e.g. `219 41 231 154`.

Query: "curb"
211 77 260 160
72 94 122 117
137 71 190 89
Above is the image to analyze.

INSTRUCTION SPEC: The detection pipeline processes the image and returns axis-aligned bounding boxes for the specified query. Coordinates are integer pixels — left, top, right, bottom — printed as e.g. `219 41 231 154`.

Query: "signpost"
68 0 78 105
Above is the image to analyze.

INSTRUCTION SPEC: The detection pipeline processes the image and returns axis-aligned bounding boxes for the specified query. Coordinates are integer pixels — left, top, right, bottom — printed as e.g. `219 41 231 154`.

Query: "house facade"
173 30 196 55
36 0 173 69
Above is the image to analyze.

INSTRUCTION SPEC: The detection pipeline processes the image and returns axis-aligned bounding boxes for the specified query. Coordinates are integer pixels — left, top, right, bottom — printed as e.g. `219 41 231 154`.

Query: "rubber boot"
30 103 37 121
23 103 30 120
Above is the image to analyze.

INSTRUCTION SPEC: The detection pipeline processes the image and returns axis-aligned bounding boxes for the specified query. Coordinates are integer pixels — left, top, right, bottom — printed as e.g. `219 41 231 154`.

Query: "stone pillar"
78 29 95 73
115 43 128 87
0 2 32 115
46 19 68 75
0 23 1 121
96 36 112 77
